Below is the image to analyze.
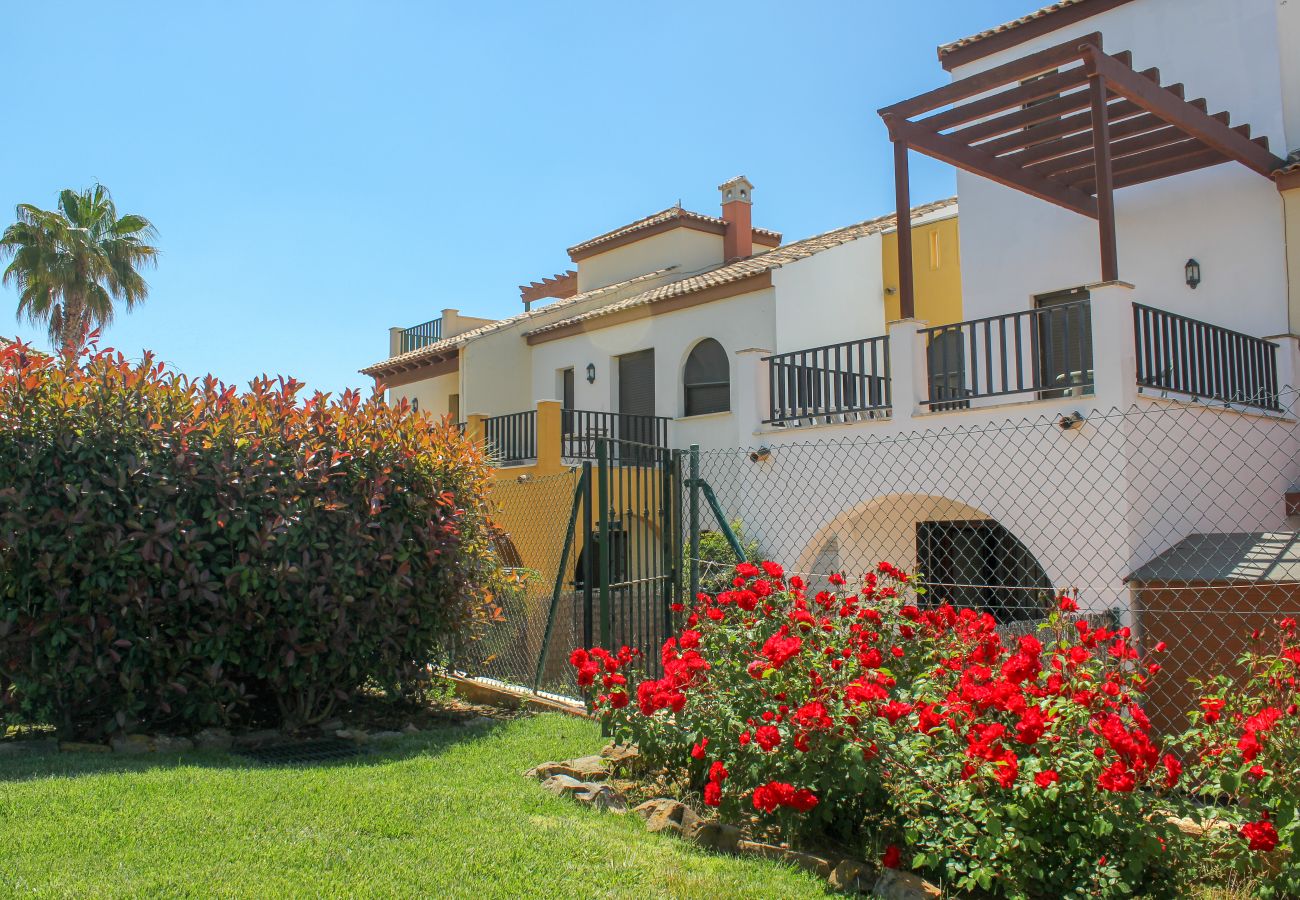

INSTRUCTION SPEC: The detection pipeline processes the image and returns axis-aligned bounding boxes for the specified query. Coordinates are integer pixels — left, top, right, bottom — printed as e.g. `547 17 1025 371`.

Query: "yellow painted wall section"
1284 188 1300 335
882 216 963 326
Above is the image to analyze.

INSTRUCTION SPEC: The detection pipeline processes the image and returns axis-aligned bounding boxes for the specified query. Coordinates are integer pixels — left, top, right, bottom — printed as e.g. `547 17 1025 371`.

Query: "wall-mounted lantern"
586 362 596 384
1185 258 1201 290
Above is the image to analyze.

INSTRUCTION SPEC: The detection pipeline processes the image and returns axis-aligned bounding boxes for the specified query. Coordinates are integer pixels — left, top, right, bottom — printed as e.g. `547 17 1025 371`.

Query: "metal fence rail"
1134 302 1281 411
764 336 891 425
484 410 537 464
562 409 671 463
399 318 443 353
922 299 1093 408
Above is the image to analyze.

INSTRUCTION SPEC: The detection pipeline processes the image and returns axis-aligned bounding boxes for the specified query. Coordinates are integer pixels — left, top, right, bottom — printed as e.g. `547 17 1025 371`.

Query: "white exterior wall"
771 234 887 353
576 229 724 292
950 0 1290 337
1281 0 1300 154
391 370 461 422
528 287 777 451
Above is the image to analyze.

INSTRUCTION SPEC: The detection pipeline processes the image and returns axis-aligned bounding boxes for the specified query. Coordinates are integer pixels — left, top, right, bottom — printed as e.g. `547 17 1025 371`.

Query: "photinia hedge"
577 561 1299 898
0 339 494 737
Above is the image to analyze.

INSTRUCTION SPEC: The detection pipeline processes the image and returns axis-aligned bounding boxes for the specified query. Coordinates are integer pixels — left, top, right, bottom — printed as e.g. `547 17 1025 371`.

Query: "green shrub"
689 520 761 594
0 340 493 737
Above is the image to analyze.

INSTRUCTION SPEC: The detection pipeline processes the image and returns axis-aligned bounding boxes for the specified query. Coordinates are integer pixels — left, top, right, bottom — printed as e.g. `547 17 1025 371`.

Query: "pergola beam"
886 117 1099 218
1031 124 1186 179
978 98 1144 157
1083 47 1283 175
879 33 1102 119
1089 74 1119 282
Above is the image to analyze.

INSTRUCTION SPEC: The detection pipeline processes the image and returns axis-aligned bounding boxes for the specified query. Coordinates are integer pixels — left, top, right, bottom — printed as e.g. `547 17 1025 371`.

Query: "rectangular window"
928 230 941 270
448 393 460 423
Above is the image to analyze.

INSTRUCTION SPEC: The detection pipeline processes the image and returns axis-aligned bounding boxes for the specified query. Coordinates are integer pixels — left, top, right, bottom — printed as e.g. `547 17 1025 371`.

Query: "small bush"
689 519 762 595
0 340 494 737
576 561 1197 898
1175 619 1300 898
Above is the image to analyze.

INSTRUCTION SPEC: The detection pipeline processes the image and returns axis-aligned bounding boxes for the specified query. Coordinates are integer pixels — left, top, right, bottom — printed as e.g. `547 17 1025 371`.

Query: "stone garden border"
525 744 943 899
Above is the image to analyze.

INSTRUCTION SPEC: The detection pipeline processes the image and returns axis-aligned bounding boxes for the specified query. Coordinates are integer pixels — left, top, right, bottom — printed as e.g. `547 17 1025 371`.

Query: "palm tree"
0 184 158 352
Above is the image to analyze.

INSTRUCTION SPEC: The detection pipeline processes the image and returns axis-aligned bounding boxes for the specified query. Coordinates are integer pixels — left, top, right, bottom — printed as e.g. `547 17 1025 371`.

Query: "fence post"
597 438 611 649
887 318 928 424
465 413 487 452
688 443 701 601
581 461 594 651
388 327 404 357
535 400 564 474
1088 280 1137 406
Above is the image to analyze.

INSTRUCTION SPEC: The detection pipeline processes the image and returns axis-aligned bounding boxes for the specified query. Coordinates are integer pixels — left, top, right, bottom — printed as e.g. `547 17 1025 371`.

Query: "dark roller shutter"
1035 287 1092 399
618 349 656 448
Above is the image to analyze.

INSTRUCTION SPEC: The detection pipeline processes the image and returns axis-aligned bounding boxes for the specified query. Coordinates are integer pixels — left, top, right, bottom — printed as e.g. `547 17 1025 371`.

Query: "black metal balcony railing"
1134 303 1280 411
764 336 892 425
562 409 671 463
922 300 1094 409
399 318 443 353
483 410 537 464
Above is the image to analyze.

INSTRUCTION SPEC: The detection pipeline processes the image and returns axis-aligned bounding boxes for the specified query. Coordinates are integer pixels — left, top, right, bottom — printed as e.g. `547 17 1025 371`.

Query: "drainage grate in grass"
235 738 361 765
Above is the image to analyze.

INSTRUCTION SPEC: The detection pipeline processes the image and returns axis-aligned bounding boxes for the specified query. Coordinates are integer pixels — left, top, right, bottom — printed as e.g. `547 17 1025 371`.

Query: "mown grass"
0 713 829 899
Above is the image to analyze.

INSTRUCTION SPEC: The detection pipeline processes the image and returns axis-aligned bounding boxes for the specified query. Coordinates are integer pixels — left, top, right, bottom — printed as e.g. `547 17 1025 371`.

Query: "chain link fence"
458 390 1299 730
691 390 1300 732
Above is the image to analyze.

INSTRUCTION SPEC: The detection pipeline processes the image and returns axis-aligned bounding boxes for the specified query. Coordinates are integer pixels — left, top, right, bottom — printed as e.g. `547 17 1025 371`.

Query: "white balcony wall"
771 234 886 353
947 0 1290 338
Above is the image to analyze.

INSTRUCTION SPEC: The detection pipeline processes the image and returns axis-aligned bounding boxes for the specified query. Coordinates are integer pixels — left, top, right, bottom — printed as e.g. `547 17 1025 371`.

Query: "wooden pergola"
878 33 1285 319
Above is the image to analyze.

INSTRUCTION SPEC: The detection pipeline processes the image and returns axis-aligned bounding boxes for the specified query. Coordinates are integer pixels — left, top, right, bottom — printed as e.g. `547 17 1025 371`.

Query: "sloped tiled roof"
566 205 781 257
526 198 958 339
1127 533 1300 584
939 0 1104 59
359 266 677 377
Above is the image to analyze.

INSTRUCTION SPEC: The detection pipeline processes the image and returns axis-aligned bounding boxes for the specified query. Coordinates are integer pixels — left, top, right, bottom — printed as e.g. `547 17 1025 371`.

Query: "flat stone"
574 783 629 814
193 728 233 751
459 715 496 728
540 774 589 797
634 798 703 837
527 757 608 782
684 819 743 853
1166 815 1233 837
0 738 57 757
335 729 368 743
402 723 421 734
872 869 942 900
152 736 194 753
318 718 344 732
830 859 875 893
59 741 111 753
736 841 837 879
601 743 640 766
232 729 282 748
110 735 154 755
369 730 404 741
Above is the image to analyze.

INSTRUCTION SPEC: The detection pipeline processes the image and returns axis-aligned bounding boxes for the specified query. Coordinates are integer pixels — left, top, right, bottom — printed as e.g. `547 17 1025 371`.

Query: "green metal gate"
535 438 683 688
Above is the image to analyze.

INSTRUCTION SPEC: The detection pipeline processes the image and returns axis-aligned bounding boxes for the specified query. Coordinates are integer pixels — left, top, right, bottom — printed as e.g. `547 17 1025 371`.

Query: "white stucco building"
361 0 1300 638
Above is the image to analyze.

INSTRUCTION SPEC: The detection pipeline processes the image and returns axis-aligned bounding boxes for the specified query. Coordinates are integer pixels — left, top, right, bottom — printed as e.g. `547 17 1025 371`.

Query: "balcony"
763 294 1284 426
468 403 672 469
399 318 443 353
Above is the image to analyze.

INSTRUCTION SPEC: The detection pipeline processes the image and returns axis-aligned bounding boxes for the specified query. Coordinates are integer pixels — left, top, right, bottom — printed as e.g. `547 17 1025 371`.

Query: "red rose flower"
1034 770 1059 788
1241 815 1278 852
881 845 901 869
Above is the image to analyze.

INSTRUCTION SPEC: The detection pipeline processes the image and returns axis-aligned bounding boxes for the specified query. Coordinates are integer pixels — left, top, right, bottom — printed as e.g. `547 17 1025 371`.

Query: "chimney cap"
719 175 753 204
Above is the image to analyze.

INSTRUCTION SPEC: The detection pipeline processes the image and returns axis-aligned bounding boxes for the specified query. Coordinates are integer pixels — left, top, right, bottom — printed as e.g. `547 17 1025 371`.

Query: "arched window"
683 338 730 416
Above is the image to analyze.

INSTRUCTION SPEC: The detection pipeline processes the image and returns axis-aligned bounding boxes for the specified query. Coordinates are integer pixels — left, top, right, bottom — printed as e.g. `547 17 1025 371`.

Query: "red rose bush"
573 561 1200 898
1174 618 1299 898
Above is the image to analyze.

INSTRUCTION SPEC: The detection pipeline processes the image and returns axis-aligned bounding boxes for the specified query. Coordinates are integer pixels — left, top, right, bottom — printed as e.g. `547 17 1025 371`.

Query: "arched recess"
795 493 1054 623
682 338 730 416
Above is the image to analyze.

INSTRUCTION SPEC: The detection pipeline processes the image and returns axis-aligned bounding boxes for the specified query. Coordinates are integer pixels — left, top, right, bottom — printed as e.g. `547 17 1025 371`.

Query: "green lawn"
0 714 828 899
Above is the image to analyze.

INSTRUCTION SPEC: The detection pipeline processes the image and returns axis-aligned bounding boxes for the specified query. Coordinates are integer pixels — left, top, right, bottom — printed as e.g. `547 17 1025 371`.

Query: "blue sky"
2 1 1033 396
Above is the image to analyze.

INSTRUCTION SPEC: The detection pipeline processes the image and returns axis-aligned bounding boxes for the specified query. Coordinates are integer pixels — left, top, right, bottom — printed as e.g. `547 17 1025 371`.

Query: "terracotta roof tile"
939 0 1093 58
525 198 957 338
566 205 781 256
359 267 678 377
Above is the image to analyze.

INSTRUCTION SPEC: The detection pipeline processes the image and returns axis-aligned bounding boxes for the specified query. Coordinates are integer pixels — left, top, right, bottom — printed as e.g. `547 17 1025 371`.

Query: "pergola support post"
892 138 916 321
1089 73 1120 283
